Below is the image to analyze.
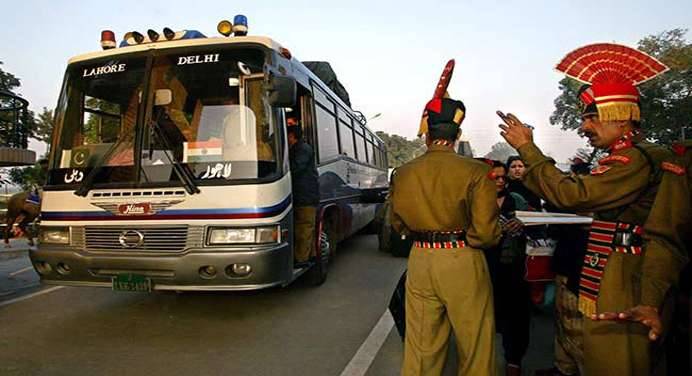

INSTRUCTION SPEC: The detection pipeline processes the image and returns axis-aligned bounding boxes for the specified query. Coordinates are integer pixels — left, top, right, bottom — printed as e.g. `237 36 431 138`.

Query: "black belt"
409 231 467 243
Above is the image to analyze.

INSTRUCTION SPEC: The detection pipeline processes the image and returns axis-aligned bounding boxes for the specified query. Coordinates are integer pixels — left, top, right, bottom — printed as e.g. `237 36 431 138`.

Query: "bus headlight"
40 227 70 245
208 226 280 245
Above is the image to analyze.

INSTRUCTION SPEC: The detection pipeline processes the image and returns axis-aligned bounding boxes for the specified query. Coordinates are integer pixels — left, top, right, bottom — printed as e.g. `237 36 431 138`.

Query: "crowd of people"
389 42 690 376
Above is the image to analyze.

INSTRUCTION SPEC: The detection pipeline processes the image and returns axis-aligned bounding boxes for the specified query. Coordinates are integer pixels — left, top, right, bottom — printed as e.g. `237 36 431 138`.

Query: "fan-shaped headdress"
556 43 669 122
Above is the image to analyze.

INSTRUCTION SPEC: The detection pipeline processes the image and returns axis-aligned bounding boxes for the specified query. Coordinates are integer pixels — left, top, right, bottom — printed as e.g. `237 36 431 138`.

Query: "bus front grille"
80 226 204 252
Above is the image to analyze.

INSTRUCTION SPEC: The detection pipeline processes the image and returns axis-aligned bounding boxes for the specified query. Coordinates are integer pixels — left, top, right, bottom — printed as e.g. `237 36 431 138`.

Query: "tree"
484 142 516 162
376 131 425 168
550 29 692 144
8 160 46 190
0 61 21 92
0 61 37 146
34 107 55 144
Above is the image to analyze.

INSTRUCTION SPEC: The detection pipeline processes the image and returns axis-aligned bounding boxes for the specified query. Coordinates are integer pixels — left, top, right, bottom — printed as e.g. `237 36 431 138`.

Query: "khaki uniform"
518 139 676 376
294 206 317 262
553 275 584 376
642 141 691 374
391 145 501 376
640 141 691 308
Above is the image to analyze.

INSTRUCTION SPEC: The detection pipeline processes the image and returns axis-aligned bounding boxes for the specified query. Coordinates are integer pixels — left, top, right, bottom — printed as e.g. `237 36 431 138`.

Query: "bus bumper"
29 243 294 291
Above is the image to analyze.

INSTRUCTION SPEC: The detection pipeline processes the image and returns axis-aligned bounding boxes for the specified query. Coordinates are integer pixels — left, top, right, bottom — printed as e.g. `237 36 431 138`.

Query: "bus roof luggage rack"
302 61 351 107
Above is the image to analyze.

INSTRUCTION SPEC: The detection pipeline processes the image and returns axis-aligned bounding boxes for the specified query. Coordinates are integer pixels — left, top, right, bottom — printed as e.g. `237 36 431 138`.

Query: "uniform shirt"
517 140 668 223
289 140 319 207
390 144 501 250
518 139 681 309
640 141 691 306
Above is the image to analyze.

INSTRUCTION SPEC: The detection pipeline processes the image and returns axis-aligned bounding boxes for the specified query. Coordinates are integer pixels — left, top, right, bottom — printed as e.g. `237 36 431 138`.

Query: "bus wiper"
150 118 201 195
74 138 127 197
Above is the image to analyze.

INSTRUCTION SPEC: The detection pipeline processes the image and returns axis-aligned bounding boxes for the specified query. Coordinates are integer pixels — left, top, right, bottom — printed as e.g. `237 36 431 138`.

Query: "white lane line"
340 309 395 376
9 266 34 277
0 286 66 308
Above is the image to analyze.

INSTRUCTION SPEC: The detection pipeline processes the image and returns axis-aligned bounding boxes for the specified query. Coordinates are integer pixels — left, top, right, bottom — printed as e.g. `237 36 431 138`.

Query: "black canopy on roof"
302 61 351 107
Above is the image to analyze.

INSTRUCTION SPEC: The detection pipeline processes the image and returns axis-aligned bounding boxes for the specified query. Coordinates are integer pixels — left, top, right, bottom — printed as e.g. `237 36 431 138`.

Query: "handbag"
524 238 556 282
388 270 407 340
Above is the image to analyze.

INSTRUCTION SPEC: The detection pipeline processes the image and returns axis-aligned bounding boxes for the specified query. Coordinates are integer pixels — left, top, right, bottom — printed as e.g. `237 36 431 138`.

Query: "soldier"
391 94 501 375
498 43 675 376
595 140 690 374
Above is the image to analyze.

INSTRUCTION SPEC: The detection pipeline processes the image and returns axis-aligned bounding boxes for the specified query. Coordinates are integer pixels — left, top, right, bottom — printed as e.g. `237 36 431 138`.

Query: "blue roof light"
233 15 248 36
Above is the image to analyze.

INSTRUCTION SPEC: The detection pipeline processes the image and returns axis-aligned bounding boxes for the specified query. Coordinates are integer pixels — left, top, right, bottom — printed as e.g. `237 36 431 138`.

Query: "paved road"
0 235 554 375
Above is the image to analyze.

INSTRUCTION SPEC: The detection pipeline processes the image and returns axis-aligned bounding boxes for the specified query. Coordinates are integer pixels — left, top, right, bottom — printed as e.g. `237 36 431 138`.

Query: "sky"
2 0 691 162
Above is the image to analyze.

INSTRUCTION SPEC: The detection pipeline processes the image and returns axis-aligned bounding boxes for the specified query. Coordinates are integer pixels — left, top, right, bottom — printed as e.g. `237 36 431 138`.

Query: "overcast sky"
2 0 690 161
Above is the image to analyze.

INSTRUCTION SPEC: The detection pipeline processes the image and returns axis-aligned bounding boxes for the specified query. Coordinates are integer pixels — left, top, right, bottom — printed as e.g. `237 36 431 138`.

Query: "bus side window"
355 127 367 163
314 103 339 163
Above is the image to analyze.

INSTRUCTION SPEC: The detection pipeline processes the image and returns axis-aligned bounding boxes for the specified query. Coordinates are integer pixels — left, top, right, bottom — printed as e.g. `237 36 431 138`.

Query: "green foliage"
484 142 516 162
637 29 692 143
0 61 38 146
8 158 48 190
550 29 692 144
0 61 21 92
375 131 425 168
549 78 583 131
34 107 55 144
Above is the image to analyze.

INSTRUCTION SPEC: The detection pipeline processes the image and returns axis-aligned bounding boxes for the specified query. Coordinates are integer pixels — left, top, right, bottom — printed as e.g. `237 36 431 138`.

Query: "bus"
32 20 388 291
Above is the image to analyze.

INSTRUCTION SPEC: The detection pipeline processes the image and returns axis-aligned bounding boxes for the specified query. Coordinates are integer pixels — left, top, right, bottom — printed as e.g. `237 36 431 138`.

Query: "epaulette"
598 155 631 165
661 161 686 176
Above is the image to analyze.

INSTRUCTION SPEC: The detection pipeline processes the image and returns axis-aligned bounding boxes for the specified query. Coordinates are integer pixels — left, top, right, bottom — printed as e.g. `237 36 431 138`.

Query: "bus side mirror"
154 89 172 106
265 75 296 107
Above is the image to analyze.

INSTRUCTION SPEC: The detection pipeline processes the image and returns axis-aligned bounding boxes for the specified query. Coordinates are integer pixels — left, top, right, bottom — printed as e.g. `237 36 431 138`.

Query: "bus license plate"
112 274 152 292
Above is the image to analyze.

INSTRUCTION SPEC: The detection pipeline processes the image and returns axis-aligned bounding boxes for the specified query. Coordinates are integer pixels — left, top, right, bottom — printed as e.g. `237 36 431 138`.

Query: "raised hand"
497 112 534 149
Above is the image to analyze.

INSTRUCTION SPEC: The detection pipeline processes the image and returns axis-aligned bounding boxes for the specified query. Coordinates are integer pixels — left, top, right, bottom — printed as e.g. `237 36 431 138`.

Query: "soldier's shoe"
534 367 574 376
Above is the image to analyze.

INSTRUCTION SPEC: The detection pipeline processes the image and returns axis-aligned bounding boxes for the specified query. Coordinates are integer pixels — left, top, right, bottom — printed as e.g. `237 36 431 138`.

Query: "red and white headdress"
556 43 669 122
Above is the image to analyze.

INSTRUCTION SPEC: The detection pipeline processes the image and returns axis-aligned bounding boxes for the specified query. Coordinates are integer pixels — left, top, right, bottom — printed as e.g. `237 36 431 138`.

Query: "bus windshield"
49 47 280 188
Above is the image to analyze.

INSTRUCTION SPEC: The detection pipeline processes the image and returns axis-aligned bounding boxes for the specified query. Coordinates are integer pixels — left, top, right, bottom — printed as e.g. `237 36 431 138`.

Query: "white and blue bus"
32 20 388 291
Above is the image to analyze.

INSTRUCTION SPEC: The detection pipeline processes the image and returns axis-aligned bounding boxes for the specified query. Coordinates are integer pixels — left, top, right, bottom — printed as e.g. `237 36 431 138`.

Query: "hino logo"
119 230 144 248
117 203 152 216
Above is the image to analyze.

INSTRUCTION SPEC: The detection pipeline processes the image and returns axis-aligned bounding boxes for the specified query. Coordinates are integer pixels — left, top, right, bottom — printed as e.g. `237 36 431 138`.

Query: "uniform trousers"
293 206 316 262
402 246 496 376
554 275 584 375
582 253 650 376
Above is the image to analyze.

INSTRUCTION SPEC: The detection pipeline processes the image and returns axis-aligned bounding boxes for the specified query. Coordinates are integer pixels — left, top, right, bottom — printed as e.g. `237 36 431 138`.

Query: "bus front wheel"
307 226 331 286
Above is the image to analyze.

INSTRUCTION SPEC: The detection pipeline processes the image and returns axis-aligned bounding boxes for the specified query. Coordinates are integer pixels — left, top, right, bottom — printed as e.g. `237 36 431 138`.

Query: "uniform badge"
661 161 686 176
590 165 611 175
598 155 631 165
589 254 600 267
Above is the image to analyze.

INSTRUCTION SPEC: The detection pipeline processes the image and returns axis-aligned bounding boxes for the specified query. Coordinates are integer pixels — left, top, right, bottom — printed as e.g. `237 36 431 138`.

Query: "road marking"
9 266 34 277
0 286 66 308
340 309 395 376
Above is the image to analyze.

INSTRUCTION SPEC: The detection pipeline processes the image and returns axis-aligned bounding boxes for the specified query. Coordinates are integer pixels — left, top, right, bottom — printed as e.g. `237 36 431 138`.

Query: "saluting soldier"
498 43 677 376
391 88 501 374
